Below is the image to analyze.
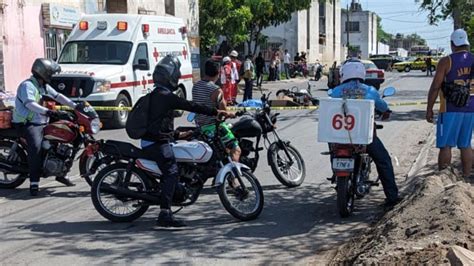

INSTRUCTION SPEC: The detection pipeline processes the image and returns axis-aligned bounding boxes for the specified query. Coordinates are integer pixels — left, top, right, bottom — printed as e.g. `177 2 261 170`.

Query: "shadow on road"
4 183 388 263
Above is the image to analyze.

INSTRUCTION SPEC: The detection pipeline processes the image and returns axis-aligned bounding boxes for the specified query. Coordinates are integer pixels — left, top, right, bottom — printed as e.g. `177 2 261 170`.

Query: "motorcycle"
0 102 101 188
230 92 306 187
276 86 319 106
288 63 308 78
89 113 264 222
325 87 396 217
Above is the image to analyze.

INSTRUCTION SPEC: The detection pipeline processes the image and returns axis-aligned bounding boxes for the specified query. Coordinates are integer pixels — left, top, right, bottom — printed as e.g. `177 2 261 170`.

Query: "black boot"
55 176 76 187
157 210 186 227
30 183 39 196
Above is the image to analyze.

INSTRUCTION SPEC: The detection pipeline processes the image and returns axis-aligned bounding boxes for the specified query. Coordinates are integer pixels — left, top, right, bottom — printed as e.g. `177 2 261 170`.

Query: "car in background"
393 57 438 73
369 54 393 70
362 60 384 90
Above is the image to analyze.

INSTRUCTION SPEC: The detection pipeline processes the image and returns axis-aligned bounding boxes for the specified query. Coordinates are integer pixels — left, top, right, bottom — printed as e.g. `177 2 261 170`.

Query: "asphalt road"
0 71 436 264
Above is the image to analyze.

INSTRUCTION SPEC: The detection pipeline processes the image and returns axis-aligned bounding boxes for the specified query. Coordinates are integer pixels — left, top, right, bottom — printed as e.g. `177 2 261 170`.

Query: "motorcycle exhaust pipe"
0 161 29 174
99 183 159 203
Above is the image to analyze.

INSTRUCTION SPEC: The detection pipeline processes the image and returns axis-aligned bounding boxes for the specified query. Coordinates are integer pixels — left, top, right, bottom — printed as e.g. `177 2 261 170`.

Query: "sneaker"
30 184 39 196
157 210 186 228
55 176 76 187
384 196 404 210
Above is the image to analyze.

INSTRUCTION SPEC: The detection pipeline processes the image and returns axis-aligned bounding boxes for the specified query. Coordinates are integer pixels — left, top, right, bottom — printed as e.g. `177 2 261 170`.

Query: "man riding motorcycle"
140 55 233 227
12 58 77 196
329 60 401 208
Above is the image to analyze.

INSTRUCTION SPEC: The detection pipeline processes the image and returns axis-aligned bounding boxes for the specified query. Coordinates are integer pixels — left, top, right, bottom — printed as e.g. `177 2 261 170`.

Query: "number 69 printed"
332 114 356 131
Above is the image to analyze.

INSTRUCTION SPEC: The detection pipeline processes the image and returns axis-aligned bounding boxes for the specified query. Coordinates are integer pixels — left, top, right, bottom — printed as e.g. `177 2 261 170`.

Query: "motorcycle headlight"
90 118 101 134
95 80 111 93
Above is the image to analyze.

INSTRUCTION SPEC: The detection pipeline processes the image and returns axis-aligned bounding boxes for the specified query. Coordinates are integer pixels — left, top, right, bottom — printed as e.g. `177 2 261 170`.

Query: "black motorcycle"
231 93 306 187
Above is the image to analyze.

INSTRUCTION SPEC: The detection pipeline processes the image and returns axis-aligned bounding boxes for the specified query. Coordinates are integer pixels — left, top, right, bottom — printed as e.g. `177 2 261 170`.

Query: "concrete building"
341 1 378 59
260 0 342 65
0 0 199 93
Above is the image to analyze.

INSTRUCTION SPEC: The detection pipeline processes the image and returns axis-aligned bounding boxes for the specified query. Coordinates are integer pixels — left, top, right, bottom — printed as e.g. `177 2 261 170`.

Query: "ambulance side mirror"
134 59 149 71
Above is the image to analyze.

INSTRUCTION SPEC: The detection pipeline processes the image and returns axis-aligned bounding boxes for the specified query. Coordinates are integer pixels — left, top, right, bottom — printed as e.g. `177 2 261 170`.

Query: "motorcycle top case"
317 98 375 145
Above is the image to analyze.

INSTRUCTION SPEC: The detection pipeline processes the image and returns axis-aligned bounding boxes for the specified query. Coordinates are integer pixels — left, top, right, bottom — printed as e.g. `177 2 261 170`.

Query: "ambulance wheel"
111 94 130 128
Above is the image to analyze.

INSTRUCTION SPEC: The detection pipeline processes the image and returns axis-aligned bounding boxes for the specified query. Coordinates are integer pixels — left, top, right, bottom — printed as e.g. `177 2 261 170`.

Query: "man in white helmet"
329 60 401 208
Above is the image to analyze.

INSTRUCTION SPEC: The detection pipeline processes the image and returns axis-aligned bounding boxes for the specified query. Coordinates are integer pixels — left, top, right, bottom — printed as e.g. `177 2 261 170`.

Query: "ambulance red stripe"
110 74 193 89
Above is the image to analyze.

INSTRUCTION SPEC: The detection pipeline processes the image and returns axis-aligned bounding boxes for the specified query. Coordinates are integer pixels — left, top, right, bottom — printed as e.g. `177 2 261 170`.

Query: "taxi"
394 57 438 73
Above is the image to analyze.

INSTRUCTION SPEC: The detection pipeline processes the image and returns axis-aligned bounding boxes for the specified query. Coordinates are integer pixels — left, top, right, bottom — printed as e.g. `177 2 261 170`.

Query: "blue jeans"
367 136 399 202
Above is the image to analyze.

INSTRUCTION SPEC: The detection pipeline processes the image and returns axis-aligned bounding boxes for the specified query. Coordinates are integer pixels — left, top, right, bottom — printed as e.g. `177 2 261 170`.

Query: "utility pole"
452 2 462 29
346 4 350 48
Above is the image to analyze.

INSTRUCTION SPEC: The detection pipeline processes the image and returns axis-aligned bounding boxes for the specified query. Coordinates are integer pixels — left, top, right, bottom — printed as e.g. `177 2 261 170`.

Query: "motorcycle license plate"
332 158 355 171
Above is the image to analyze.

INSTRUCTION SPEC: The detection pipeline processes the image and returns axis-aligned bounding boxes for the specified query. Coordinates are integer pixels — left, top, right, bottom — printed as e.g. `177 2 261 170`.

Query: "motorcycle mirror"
187 113 196 122
382 87 396 97
327 89 333 96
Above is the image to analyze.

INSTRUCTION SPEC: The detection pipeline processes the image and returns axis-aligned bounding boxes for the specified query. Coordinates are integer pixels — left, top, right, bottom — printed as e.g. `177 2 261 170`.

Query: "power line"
383 18 428 23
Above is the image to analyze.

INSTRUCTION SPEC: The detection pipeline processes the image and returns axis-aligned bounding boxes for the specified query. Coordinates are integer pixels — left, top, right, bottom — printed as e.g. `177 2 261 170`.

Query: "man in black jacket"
141 55 232 227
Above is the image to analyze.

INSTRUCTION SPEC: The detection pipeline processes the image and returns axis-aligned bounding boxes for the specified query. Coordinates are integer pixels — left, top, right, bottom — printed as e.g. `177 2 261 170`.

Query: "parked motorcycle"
231 92 306 187
90 113 264 222
288 63 308 78
0 102 101 188
276 86 319 106
325 87 396 217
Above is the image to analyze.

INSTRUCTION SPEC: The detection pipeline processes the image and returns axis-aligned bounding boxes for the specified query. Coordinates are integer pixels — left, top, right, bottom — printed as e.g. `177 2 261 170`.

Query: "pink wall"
3 1 45 93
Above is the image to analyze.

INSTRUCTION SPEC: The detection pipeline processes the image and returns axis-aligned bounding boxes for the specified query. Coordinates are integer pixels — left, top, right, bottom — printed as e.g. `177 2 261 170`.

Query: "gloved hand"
46 110 60 120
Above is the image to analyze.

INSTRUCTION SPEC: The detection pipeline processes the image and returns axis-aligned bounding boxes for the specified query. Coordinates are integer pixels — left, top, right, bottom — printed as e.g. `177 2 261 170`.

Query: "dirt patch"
331 147 474 264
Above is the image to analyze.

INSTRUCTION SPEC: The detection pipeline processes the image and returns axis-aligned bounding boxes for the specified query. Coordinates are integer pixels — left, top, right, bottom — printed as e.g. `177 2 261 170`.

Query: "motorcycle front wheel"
268 142 306 187
337 176 355 218
79 151 105 186
0 140 27 189
91 163 150 222
217 169 264 221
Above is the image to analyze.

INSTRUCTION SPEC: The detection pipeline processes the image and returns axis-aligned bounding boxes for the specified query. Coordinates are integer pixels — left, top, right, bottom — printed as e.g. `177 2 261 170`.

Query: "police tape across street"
54 100 438 112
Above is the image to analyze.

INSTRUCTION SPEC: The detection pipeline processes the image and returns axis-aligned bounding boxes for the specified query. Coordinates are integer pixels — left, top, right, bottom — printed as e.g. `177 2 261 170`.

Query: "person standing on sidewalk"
243 54 255 101
220 56 233 105
229 50 241 105
255 52 265 87
425 55 433 76
426 29 474 178
274 51 281 81
283 49 291 79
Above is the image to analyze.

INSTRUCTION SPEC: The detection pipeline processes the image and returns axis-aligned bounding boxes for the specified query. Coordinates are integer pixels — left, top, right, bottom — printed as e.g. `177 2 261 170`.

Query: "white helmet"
340 61 366 83
222 56 231 63
230 50 238 57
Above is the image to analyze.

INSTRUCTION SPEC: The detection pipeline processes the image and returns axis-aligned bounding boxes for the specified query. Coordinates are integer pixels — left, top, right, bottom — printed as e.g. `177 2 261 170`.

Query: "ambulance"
51 14 194 128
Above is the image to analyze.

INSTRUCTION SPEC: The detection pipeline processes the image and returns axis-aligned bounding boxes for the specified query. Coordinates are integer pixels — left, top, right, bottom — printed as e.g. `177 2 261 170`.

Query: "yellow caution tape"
55 101 438 112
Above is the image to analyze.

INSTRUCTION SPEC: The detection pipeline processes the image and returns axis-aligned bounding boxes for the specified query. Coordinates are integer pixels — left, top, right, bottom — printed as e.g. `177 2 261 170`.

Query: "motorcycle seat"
0 128 19 139
102 140 148 159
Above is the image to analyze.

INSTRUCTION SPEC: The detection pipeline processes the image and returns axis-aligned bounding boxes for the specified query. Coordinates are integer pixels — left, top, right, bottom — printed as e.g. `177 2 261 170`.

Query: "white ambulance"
52 14 194 128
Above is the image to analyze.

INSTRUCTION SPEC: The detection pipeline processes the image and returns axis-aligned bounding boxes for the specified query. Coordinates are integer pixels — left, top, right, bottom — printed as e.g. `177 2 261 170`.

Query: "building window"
106 0 127 13
165 0 175 15
44 29 70 60
345 21 360 32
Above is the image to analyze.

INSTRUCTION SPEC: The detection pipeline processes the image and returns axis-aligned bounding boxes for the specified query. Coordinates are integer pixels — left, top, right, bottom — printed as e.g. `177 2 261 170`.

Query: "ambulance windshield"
59 41 133 65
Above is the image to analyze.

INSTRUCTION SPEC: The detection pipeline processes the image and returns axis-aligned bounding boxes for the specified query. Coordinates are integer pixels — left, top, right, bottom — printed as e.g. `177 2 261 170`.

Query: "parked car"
369 54 393 70
393 57 438 73
362 60 384 90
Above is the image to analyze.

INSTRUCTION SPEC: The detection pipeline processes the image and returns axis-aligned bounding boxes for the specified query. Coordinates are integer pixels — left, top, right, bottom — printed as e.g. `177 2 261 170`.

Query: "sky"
341 0 454 51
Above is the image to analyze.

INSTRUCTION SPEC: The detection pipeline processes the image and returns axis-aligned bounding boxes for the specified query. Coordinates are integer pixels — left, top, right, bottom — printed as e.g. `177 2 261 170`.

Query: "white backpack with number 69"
317 98 375 145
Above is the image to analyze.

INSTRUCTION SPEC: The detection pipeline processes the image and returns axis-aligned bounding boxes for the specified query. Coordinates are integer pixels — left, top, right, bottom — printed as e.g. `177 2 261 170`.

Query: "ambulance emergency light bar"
77 21 129 31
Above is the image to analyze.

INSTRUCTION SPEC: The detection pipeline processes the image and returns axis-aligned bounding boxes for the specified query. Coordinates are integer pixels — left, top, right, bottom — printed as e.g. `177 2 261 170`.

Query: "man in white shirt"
283 49 291 79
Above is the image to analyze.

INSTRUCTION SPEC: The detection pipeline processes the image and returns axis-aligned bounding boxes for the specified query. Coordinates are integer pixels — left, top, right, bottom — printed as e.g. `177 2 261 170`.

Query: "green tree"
376 16 393 43
415 0 474 29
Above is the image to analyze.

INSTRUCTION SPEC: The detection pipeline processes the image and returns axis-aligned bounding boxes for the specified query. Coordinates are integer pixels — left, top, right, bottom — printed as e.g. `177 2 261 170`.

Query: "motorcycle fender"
214 162 250 186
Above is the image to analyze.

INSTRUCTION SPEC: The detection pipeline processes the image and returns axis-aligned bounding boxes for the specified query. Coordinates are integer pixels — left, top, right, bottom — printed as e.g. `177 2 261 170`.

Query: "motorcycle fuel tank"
43 121 77 143
232 116 262 138
172 141 213 163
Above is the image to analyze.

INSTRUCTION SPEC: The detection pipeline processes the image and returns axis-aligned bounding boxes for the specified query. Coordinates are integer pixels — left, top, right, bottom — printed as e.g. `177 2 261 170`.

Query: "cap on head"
451 29 470 47
230 50 238 57
31 58 61 84
153 55 182 89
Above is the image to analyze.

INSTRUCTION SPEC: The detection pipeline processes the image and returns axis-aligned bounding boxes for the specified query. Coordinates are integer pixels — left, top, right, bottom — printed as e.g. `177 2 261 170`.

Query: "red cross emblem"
142 76 147 90
182 46 188 60
153 47 160 62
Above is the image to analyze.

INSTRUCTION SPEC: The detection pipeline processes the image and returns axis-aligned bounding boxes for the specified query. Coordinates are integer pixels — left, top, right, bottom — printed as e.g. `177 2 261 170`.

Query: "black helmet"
31 58 61 84
153 55 182 89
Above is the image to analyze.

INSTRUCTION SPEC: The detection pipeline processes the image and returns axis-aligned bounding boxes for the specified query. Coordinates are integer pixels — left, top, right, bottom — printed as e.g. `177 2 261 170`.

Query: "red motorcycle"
0 102 101 189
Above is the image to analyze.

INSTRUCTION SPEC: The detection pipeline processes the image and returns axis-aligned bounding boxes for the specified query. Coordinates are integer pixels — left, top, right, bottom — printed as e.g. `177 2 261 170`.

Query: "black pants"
256 71 263 87
143 141 179 210
19 124 44 184
243 78 253 101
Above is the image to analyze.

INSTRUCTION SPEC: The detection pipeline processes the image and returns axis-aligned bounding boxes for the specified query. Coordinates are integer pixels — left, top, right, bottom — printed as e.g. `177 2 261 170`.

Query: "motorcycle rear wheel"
0 140 27 189
217 169 264 221
91 163 150 222
337 176 355 218
268 142 306 187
